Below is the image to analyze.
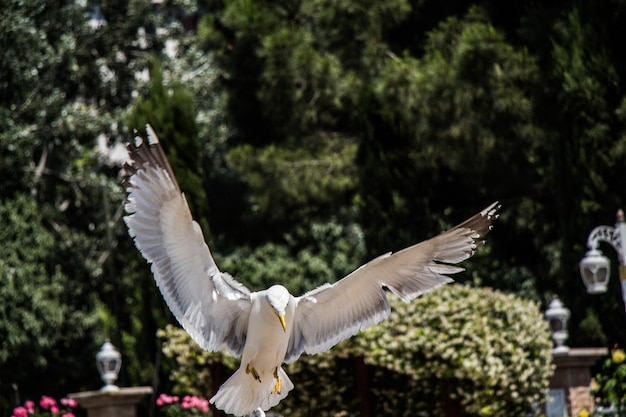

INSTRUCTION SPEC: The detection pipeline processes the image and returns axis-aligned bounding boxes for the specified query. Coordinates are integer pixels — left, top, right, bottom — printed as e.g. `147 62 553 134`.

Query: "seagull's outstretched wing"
285 202 499 362
123 126 251 356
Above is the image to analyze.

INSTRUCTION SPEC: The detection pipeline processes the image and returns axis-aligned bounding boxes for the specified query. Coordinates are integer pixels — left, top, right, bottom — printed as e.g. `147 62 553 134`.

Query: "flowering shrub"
159 285 553 417
155 393 210 417
357 285 552 416
158 325 240 396
591 346 626 416
11 396 77 417
284 285 552 417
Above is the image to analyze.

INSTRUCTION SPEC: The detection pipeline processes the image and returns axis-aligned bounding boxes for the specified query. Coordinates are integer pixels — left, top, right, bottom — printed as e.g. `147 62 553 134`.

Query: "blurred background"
2 0 626 414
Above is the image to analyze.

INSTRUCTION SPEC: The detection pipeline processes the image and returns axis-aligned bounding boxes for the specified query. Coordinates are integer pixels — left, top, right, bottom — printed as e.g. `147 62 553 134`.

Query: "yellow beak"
278 312 287 332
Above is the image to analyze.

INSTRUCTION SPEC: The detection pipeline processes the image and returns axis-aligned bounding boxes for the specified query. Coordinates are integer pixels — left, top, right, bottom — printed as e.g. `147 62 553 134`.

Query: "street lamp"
579 209 626 314
96 339 122 392
545 295 570 356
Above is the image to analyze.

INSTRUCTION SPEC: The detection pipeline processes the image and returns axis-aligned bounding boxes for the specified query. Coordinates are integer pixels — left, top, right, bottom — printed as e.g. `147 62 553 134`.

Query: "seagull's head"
266 285 290 332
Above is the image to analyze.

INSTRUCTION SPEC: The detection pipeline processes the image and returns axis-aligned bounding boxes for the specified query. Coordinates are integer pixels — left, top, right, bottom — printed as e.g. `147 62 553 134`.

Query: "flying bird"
123 126 499 417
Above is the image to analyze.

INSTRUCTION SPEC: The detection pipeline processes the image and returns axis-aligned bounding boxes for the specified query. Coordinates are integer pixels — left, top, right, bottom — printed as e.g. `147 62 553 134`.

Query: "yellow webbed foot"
271 367 282 394
246 363 262 383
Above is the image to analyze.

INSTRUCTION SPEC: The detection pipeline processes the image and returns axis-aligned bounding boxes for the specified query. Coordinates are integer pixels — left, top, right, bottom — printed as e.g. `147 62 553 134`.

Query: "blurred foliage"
226 137 358 230
592 347 626 415
4 0 626 413
195 0 626 351
217 219 366 294
158 324 238 397
126 62 211 235
363 6 542 274
357 286 552 417
0 194 99 376
0 0 178 408
158 285 552 417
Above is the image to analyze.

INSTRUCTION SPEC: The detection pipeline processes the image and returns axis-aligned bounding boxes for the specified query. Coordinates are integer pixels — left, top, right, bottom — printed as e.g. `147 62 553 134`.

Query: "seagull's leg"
271 367 282 394
246 363 262 383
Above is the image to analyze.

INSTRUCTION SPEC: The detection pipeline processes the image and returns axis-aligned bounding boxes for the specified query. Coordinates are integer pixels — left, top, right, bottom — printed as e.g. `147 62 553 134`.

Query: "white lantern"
579 248 611 294
96 339 122 392
545 296 570 356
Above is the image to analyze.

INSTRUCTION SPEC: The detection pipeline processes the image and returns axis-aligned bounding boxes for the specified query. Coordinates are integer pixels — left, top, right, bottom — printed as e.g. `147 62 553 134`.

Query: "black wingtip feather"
452 201 500 238
123 125 181 194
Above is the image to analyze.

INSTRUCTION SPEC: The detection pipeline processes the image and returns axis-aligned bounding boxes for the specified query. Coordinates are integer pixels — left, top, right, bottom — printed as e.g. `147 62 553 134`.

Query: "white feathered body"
210 291 296 416
122 128 499 417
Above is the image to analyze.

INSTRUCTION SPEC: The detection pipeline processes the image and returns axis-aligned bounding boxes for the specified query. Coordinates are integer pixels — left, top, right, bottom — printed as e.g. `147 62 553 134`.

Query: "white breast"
242 295 295 370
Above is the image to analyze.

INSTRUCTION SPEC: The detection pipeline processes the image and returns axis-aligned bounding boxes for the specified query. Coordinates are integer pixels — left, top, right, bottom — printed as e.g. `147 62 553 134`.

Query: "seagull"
123 126 499 417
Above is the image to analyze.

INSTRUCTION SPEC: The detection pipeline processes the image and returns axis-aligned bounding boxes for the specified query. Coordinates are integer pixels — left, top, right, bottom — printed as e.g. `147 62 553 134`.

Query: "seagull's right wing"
123 126 251 356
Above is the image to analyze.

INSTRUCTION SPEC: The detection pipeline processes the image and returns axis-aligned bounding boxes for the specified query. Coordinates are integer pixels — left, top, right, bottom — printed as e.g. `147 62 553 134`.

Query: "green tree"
364 6 542 266
196 1 544 297
540 5 626 347
194 0 626 350
0 0 176 408
6 0 626 411
127 62 210 233
0 195 100 408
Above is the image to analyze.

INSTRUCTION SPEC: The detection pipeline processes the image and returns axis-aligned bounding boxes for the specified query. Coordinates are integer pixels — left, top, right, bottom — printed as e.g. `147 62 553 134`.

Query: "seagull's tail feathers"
210 367 294 416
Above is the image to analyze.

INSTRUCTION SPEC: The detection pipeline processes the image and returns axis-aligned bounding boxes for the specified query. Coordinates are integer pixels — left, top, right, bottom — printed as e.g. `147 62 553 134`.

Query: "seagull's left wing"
123 126 252 357
285 202 499 362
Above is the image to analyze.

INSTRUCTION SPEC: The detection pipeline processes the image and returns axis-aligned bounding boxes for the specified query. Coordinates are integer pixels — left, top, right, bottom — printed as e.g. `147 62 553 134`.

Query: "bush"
159 285 553 416
591 346 626 416
356 285 553 416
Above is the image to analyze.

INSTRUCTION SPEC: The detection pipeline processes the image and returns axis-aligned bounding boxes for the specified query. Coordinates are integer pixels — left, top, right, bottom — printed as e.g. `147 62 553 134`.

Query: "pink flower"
12 406 28 417
180 395 209 412
199 399 209 413
60 398 77 408
182 395 199 409
24 401 35 414
156 393 209 413
61 413 75 417
40 396 57 410
51 406 60 414
181 396 192 409
156 393 179 407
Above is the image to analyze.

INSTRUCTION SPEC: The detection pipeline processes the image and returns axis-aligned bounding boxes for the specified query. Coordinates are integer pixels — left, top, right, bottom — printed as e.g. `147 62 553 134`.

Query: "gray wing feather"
285 202 499 362
124 126 251 356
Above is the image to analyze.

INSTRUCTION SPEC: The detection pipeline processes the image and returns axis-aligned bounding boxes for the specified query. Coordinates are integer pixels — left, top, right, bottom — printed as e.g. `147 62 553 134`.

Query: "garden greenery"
592 346 626 415
158 284 552 416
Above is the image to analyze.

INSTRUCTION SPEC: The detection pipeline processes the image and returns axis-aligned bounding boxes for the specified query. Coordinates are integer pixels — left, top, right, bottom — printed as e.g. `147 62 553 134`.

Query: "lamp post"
579 209 626 314
96 339 122 393
545 295 570 356
69 340 152 417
